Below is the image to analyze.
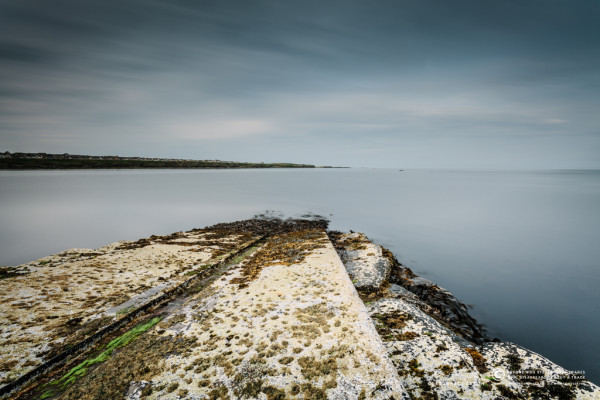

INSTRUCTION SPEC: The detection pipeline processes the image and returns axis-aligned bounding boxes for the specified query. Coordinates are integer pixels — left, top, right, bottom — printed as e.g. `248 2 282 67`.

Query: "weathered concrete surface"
0 229 257 387
334 233 600 400
51 229 407 400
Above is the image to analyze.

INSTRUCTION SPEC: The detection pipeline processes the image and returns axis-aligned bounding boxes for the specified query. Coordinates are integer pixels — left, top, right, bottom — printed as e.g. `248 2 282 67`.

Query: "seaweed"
0 266 27 279
40 317 162 397
230 229 327 288
464 347 488 373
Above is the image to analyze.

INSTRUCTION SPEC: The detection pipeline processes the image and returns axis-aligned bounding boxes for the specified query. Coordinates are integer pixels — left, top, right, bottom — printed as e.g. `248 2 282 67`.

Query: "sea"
1 168 598 383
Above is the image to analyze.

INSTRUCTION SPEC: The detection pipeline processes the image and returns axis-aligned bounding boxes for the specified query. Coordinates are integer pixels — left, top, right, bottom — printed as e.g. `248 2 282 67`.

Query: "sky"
0 0 599 169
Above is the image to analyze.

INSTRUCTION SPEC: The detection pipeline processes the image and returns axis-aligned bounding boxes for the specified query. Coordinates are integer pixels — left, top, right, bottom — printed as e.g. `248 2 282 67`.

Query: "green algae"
115 306 135 316
184 264 212 276
40 317 162 398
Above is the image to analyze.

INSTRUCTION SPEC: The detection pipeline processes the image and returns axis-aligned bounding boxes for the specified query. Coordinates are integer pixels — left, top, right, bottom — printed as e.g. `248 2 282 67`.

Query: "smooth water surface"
1 168 599 383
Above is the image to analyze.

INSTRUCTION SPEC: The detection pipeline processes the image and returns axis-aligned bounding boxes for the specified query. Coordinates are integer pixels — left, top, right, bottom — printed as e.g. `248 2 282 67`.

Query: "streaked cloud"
0 0 598 168
167 119 274 140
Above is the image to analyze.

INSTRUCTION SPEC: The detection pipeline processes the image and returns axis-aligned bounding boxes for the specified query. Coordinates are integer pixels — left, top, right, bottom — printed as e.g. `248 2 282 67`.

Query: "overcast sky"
1 0 598 168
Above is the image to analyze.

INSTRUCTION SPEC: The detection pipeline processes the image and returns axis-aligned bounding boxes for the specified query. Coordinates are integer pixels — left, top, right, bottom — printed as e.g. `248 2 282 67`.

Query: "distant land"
0 152 336 169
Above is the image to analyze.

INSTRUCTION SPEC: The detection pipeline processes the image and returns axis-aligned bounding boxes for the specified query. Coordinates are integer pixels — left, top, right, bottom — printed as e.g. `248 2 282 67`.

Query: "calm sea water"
1 168 599 383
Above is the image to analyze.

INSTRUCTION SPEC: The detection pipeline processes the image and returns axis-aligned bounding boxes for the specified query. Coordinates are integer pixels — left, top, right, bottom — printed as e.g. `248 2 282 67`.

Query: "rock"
125 380 150 400
391 263 488 344
335 233 600 399
330 232 391 292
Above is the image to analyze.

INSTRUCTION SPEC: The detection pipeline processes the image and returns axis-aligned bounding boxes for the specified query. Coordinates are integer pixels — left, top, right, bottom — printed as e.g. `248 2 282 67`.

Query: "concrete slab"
0 229 258 387
54 229 408 400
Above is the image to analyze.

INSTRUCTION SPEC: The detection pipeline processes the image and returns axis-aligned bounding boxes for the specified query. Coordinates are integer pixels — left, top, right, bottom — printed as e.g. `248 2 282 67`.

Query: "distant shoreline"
0 152 340 169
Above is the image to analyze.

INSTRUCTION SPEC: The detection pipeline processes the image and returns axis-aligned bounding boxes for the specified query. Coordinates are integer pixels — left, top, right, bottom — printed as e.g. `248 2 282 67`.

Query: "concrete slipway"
1 219 598 399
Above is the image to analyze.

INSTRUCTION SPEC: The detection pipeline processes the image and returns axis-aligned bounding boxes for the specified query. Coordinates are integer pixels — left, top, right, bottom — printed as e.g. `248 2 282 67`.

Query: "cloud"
0 0 598 168
166 119 274 140
544 119 568 125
